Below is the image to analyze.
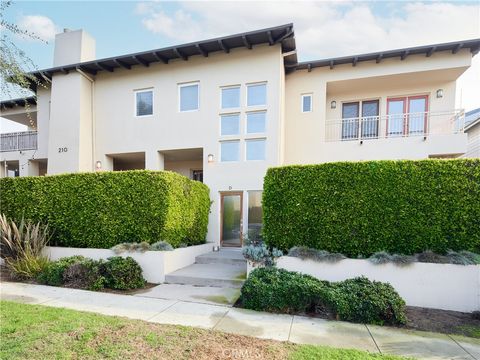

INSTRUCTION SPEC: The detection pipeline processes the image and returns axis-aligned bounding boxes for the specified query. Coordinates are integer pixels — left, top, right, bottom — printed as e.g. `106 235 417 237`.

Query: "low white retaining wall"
44 243 212 284
274 256 479 313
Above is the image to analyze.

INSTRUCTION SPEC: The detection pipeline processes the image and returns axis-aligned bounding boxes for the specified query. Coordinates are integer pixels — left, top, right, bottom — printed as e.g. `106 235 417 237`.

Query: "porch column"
0 161 6 178
28 160 40 176
145 151 164 171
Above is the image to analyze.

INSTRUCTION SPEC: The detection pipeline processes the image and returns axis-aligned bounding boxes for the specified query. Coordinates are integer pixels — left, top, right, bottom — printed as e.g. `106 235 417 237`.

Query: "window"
246 111 266 134
222 87 240 109
247 83 266 107
221 141 240 162
248 191 263 240
179 83 199 111
302 94 312 112
341 102 359 140
246 139 266 160
135 90 153 116
221 114 240 136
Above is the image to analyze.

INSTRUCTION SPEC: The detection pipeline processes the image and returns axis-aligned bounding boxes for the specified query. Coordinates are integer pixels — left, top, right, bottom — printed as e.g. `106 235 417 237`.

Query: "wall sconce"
436 89 444 98
330 100 337 109
207 154 214 163
95 160 102 170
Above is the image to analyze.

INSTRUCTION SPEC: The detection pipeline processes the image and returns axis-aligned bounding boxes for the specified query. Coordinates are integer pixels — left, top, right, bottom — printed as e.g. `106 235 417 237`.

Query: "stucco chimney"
53 29 95 67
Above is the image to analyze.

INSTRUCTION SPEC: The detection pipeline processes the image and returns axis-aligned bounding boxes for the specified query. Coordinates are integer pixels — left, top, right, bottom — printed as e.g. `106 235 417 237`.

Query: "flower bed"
274 256 479 312
44 243 212 283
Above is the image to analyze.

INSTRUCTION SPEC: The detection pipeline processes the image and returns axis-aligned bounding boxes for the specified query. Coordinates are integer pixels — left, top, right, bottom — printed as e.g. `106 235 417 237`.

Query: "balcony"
325 110 465 142
0 131 38 152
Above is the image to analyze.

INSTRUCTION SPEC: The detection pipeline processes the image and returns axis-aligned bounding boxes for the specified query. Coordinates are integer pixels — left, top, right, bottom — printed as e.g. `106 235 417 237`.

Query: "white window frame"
245 137 267 161
178 82 200 112
220 140 241 162
246 82 267 107
245 110 267 135
134 88 154 117
220 85 241 110
301 93 313 113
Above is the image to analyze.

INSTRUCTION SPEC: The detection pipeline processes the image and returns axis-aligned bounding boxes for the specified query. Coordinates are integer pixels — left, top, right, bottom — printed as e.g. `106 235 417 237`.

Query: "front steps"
165 249 247 289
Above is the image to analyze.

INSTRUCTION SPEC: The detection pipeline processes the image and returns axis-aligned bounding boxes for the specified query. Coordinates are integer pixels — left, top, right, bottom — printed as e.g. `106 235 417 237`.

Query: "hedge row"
263 159 480 256
0 171 211 249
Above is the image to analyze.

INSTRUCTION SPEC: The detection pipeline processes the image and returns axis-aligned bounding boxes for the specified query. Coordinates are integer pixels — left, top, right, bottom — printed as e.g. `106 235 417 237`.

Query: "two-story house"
1 24 479 246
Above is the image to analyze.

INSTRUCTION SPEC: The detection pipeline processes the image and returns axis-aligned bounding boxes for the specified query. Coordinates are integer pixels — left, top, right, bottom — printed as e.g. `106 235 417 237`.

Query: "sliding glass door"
387 95 428 136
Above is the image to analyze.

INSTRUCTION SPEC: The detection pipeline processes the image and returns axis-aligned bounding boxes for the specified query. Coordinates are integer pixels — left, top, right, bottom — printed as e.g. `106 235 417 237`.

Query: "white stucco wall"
275 256 480 312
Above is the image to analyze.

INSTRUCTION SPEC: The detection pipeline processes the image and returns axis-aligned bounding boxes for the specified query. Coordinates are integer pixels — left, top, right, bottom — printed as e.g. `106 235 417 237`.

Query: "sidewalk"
1 281 478 360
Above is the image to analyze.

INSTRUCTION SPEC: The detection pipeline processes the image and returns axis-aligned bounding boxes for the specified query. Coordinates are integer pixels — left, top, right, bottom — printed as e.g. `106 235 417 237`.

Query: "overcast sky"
1 0 479 133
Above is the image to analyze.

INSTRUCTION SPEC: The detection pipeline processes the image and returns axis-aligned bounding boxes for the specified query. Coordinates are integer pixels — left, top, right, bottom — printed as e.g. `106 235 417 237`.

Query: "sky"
1 0 480 132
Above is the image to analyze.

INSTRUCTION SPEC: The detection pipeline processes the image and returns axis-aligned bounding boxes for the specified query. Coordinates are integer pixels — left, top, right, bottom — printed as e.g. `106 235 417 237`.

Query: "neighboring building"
462 108 480 158
1 24 479 246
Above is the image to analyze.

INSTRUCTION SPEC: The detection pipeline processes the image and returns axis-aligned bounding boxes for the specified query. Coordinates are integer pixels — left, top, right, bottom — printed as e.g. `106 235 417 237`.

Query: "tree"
1 0 47 127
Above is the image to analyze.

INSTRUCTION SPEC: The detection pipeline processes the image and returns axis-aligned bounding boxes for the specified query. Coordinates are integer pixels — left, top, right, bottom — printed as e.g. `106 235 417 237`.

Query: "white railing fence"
0 131 38 152
325 110 465 142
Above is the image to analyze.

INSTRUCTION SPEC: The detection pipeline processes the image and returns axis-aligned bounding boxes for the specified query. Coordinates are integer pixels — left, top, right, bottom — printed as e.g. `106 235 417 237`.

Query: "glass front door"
221 192 243 247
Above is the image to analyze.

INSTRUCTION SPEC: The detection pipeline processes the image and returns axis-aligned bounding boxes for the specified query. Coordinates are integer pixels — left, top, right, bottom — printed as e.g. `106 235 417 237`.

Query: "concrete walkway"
1 281 478 360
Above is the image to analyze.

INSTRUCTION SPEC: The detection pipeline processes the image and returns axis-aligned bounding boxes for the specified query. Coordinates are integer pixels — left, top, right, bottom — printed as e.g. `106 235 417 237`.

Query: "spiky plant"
0 214 51 279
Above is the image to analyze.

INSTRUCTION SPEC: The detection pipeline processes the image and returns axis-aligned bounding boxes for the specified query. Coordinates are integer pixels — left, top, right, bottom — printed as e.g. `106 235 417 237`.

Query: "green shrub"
101 256 146 290
0 171 211 249
62 259 106 291
240 267 329 314
37 256 86 286
328 277 406 325
149 241 174 251
240 268 407 326
111 242 151 254
263 159 480 256
288 247 346 263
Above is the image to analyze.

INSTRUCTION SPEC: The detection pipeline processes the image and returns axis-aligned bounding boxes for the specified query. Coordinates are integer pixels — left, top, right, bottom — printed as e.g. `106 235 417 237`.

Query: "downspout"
75 68 95 171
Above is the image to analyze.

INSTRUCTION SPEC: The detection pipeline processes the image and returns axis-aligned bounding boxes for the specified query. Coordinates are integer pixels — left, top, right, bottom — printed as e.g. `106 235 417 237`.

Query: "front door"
220 192 243 247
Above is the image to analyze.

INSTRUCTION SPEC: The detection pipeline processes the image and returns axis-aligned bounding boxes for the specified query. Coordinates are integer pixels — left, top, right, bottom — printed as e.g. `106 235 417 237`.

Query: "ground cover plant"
111 240 174 254
0 301 409 360
0 170 211 248
240 267 407 326
263 159 480 256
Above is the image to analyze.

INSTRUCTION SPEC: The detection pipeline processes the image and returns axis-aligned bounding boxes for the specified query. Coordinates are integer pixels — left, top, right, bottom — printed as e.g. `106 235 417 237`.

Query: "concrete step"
165 263 247 288
195 249 246 265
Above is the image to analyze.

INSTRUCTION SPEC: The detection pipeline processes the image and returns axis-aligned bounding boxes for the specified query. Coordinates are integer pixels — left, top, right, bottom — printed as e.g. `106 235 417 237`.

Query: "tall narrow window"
246 111 266 134
246 139 266 160
248 191 263 240
135 89 153 116
302 94 312 112
361 100 379 138
247 83 266 107
222 86 240 109
179 83 199 111
341 102 359 140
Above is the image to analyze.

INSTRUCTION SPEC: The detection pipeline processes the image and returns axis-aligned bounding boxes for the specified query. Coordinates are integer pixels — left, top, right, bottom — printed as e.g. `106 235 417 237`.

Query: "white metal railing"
325 110 465 142
0 131 38 152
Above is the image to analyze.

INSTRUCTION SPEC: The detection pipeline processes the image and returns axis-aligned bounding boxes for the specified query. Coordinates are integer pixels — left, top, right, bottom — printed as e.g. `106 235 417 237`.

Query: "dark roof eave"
0 96 37 109
294 38 480 72
28 24 296 79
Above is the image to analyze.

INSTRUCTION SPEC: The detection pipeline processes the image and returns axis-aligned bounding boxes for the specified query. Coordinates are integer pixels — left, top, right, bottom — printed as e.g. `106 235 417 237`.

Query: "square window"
221 114 240 136
247 83 266 107
302 94 312 112
179 83 199 111
135 90 153 116
246 139 266 160
246 112 266 133
222 87 240 109
221 141 240 162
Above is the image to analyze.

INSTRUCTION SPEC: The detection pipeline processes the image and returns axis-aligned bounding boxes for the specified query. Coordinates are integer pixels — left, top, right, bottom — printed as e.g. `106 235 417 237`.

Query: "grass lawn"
0 301 409 360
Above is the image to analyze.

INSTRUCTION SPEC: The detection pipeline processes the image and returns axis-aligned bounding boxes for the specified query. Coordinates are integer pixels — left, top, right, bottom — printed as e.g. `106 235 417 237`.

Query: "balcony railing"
0 131 38 152
325 110 465 142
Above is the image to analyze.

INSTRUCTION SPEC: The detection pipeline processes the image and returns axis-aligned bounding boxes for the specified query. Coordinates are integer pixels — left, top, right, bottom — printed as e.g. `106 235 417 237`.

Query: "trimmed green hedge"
0 171 210 249
263 159 480 256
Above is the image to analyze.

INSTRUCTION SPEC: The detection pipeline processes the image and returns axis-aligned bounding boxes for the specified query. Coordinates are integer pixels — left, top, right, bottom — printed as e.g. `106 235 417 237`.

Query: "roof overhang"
27 24 296 90
0 96 36 110
291 38 480 73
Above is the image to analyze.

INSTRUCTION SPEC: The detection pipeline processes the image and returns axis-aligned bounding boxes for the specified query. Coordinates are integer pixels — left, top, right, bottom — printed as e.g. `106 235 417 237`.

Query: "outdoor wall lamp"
436 89 444 98
95 160 102 170
330 100 337 109
207 154 214 163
